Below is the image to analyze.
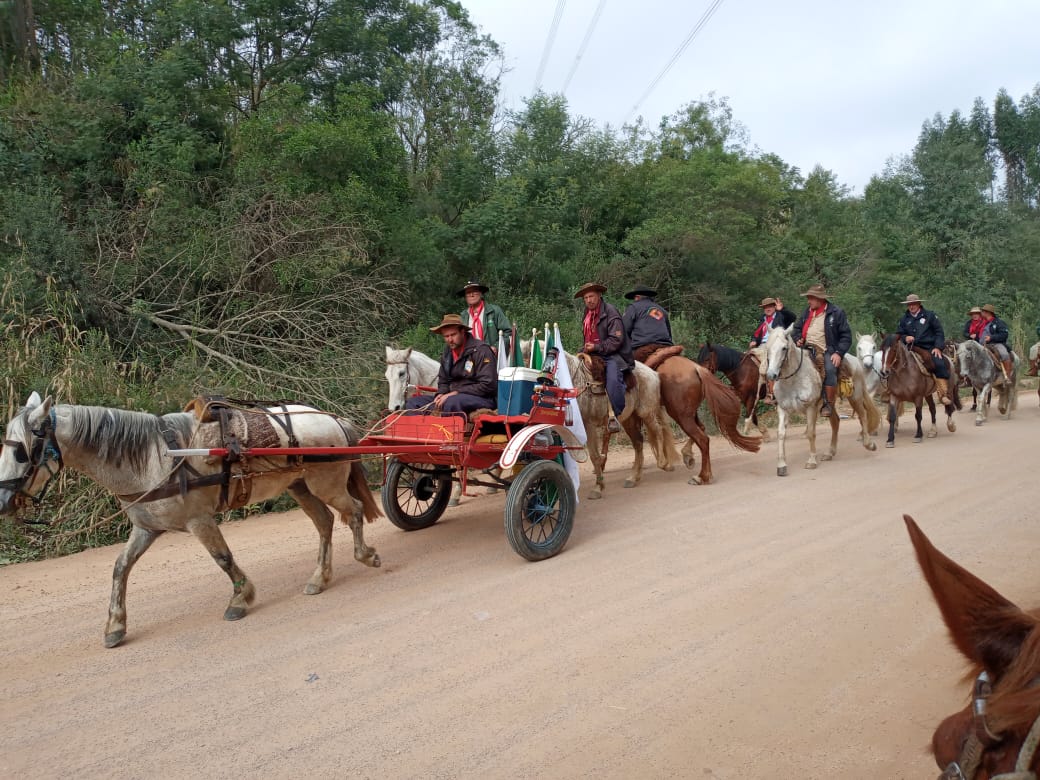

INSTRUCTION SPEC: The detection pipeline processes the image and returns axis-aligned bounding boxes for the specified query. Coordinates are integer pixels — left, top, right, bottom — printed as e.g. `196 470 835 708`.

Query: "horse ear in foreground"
904 514 1040 778
0 393 382 648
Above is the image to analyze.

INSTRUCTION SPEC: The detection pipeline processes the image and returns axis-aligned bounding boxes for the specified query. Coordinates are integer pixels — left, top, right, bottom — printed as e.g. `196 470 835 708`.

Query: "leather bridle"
941 670 1040 780
0 406 63 509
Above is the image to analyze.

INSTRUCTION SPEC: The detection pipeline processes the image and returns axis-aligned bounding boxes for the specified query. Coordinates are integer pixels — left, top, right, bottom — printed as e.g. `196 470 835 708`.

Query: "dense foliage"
2 1 1039 558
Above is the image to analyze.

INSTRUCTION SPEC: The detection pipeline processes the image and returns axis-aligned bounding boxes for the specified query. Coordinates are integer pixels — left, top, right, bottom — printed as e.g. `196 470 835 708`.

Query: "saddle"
806 347 854 398
632 344 684 369
578 354 637 393
908 347 934 377
185 396 294 510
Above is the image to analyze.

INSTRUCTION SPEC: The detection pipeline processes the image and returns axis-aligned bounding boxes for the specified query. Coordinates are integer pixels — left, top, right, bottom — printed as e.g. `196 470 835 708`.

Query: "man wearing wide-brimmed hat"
749 296 796 350
621 284 673 362
458 279 512 354
576 282 633 433
793 283 852 417
963 306 985 342
896 293 952 404
404 314 498 414
978 304 1014 379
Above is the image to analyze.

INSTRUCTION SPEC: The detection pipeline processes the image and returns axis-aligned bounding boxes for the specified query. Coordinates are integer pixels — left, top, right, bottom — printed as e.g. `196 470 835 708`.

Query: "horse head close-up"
905 515 1040 779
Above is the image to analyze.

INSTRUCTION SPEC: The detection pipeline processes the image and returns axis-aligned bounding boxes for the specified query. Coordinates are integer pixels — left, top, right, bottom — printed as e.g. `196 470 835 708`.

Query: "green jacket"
461 301 511 351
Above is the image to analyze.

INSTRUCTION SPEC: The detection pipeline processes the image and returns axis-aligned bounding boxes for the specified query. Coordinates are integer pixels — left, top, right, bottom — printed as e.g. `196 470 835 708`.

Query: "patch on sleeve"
649 308 664 320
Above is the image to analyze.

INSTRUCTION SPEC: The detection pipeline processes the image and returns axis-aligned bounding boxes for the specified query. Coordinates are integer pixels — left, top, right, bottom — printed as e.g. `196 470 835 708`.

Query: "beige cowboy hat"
901 293 924 305
980 304 998 315
573 282 607 299
758 297 777 308
800 283 830 300
967 306 982 315
430 313 471 334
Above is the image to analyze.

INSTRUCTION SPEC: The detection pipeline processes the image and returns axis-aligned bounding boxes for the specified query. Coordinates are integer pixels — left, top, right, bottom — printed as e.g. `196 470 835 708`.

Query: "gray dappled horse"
957 339 1019 425
764 326 879 477
0 393 381 648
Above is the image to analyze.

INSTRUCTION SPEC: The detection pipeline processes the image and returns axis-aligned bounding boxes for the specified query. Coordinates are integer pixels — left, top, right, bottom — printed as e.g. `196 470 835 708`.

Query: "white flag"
497 329 507 372
553 323 586 496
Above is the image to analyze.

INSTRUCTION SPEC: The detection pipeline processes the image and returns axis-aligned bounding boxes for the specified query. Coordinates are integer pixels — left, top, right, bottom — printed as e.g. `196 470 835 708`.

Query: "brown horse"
655 355 761 484
695 342 768 438
905 515 1040 779
879 334 960 447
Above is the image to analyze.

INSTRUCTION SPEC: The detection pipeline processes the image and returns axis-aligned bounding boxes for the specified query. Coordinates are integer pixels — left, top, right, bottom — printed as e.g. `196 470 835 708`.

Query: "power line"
533 0 568 93
561 0 609 96
623 0 727 124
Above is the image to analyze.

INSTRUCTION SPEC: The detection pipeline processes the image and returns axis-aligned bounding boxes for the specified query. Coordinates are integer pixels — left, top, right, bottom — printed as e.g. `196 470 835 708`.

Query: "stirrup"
607 417 621 434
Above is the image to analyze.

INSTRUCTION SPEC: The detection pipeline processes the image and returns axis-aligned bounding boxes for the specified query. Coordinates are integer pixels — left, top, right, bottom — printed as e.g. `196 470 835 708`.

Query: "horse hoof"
104 630 126 648
885 441 895 448
819 454 833 462
975 419 984 426
777 466 787 477
927 431 938 439
682 455 694 469
662 464 675 472
447 498 460 507
912 437 922 443
588 491 602 500
687 476 702 486
304 583 324 595
623 479 637 488
866 442 877 451
805 462 818 470
224 606 247 621
947 421 957 432
369 554 381 568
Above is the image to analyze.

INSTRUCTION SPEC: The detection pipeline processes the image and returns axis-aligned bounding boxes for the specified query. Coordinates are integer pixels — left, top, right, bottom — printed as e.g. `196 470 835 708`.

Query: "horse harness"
941 670 1040 780
0 406 63 513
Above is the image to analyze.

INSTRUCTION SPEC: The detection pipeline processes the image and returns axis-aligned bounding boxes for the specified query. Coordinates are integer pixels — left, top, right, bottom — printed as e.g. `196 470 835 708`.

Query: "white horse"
956 340 1019 425
566 354 681 499
384 346 440 411
764 326 879 477
854 333 885 398
0 393 381 648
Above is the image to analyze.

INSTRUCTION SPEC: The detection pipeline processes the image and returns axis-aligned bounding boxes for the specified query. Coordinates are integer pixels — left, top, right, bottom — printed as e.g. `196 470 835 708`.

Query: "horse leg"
976 383 991 425
621 416 644 488
819 407 839 461
848 397 877 451
187 518 256 623
776 407 789 477
926 396 938 438
287 482 335 594
448 478 462 507
804 405 820 469
587 423 608 499
687 413 712 485
105 525 163 648
912 402 924 443
643 409 678 472
886 400 898 448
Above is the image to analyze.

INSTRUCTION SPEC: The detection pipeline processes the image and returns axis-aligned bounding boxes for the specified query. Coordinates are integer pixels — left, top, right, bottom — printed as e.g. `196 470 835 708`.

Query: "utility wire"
623 0 727 124
561 0 609 96
533 0 568 93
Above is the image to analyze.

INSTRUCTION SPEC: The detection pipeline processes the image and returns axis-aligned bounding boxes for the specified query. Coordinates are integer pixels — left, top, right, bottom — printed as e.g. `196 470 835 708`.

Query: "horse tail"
695 363 761 453
348 460 382 523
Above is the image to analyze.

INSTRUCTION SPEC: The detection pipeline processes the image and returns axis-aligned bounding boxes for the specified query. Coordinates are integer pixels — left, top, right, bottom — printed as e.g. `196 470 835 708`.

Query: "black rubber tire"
382 459 452 531
504 459 575 561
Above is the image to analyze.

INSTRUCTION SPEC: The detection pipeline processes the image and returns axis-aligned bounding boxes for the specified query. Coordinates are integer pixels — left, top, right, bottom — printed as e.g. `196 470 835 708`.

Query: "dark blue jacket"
793 303 852 358
981 316 1010 345
437 336 498 401
897 308 945 351
622 298 673 348
587 302 634 372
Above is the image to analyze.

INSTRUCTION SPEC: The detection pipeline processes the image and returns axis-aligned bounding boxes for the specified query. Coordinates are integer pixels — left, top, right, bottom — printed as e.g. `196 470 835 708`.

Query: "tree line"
1 0 1039 557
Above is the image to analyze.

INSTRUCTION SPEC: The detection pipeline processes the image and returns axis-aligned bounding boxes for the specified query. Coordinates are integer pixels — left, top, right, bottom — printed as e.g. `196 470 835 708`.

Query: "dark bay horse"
905 515 1040 779
879 334 960 447
695 342 768 438
0 393 382 647
655 355 761 484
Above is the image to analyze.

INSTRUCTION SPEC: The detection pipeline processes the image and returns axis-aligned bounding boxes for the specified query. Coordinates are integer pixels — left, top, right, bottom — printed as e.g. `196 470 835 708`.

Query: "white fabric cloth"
554 323 586 497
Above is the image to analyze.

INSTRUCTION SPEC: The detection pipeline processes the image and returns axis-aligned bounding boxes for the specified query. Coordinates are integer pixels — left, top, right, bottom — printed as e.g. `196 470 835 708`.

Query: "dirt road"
2 402 1037 778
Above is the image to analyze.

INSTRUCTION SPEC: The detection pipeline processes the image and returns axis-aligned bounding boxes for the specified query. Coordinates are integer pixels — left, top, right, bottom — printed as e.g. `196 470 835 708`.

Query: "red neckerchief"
451 344 464 364
969 318 985 337
754 312 774 339
800 304 827 341
468 302 485 341
583 306 601 347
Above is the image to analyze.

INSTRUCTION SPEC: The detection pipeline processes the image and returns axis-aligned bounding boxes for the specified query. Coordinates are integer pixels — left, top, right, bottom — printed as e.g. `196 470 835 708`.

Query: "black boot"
821 385 837 417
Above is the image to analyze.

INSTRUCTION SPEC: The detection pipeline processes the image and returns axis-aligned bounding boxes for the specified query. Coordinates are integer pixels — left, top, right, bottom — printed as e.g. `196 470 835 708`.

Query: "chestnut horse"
695 342 768 438
879 334 959 447
905 515 1040 779
655 355 761 484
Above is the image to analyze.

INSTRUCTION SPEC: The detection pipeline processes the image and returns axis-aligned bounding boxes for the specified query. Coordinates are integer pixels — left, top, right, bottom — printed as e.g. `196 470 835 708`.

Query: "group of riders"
406 278 1023 426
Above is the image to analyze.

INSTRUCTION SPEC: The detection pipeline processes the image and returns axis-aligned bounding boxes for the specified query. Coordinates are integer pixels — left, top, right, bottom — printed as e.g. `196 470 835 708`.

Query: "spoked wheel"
382 458 453 531
504 459 576 561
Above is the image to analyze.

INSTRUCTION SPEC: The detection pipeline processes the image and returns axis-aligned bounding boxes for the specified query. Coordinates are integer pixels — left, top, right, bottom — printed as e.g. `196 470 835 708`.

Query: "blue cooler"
497 367 540 415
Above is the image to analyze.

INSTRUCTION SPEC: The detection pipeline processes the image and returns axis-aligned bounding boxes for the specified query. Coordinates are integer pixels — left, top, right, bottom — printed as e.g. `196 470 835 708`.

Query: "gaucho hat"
624 284 657 300
573 282 607 299
967 306 982 315
901 293 924 306
758 297 777 308
981 304 998 315
430 313 471 333
800 283 830 300
457 279 489 296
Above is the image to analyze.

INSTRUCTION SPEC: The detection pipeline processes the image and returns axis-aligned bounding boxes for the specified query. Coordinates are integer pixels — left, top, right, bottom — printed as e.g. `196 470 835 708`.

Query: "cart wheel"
382 459 452 531
504 460 575 561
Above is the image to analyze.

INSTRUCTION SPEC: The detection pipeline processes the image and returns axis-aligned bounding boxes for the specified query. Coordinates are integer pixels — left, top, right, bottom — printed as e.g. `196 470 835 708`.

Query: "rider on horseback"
979 303 1015 380
896 293 952 405
622 284 673 364
749 297 796 350
963 306 985 341
577 282 634 434
793 283 851 418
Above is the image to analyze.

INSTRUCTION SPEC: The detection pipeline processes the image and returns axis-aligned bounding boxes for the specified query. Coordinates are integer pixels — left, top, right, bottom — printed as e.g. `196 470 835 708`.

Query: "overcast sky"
461 0 1040 194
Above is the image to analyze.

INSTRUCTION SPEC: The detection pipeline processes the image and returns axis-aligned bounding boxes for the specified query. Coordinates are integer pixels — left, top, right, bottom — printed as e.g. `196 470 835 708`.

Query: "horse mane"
62 406 195 473
708 344 744 373
880 333 900 351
